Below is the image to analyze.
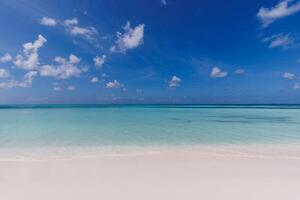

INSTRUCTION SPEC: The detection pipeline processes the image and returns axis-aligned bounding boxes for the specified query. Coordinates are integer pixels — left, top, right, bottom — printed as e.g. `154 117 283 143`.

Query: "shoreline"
2 143 300 161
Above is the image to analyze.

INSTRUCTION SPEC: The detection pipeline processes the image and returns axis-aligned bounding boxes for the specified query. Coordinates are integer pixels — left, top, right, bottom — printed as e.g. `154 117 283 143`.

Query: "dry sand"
1 151 300 200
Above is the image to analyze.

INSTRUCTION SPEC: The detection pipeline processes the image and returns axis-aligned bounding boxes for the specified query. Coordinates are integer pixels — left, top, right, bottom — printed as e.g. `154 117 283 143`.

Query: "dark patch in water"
170 118 180 121
169 118 192 123
206 115 294 124
208 120 254 124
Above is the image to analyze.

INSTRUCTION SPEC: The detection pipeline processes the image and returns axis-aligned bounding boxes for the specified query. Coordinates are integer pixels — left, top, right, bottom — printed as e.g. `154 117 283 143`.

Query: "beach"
1 150 300 200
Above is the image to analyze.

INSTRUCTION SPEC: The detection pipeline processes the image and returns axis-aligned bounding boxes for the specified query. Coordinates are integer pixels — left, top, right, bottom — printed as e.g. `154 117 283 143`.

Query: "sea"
1 104 300 159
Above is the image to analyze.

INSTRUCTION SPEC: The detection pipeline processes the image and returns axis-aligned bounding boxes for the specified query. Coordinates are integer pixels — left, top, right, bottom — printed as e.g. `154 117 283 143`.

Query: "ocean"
1 105 300 159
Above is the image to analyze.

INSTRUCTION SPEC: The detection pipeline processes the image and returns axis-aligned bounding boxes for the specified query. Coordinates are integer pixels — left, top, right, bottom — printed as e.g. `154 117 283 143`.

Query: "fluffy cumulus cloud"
234 69 245 74
0 71 38 89
0 69 10 78
262 34 295 49
283 72 295 79
210 67 228 78
14 35 47 70
40 54 86 79
63 18 97 41
106 80 121 88
168 75 182 88
0 53 12 63
111 21 145 52
91 77 98 83
40 17 57 26
93 55 106 69
257 0 300 27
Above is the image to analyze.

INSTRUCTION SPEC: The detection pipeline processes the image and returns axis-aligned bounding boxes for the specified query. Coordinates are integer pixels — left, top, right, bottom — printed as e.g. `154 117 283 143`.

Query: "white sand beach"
1 150 300 200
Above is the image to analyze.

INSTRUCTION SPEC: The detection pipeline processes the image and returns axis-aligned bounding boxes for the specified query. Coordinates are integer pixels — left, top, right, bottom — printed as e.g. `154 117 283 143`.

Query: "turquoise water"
1 105 300 149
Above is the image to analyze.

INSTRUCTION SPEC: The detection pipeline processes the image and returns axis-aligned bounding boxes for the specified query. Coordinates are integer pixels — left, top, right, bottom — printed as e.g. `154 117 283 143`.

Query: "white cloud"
283 72 295 79
106 80 121 88
40 54 85 79
168 75 182 88
257 0 300 27
294 82 300 89
40 17 57 26
63 18 97 41
210 67 228 78
40 17 98 45
0 53 12 63
0 71 38 89
70 26 96 37
0 69 10 78
68 54 80 64
91 77 98 83
0 80 19 89
64 18 78 26
24 71 38 82
111 21 145 52
234 69 245 74
19 71 38 87
14 35 47 70
22 35 46 54
93 55 106 69
67 85 76 91
263 34 295 49
53 86 62 91
40 65 59 77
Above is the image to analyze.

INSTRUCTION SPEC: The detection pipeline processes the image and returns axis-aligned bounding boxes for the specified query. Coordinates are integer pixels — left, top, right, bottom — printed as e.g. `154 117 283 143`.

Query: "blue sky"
0 0 300 104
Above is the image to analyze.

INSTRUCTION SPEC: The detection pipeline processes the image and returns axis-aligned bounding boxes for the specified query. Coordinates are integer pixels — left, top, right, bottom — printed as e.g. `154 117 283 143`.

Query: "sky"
0 0 300 104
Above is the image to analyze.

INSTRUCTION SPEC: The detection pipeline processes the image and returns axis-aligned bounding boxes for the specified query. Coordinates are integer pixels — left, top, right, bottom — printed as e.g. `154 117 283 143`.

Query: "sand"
1 150 300 200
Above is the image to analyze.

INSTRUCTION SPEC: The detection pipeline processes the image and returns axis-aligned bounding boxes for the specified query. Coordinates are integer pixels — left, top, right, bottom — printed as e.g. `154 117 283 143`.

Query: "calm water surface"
1 105 300 149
